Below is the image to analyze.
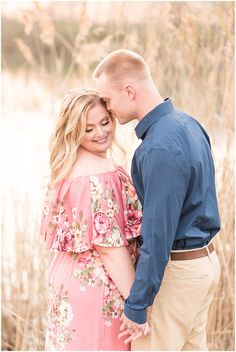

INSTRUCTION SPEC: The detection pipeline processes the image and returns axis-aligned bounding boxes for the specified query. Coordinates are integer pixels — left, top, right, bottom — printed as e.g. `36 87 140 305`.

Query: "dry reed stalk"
14 38 36 66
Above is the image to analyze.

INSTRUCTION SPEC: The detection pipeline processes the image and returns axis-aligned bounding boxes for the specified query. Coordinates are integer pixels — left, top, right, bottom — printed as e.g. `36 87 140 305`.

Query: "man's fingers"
131 331 143 341
144 323 151 335
124 334 135 345
118 329 131 338
118 313 151 343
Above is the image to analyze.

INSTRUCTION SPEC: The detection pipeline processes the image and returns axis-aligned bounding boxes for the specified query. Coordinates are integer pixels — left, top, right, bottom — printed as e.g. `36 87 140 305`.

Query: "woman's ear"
124 84 136 100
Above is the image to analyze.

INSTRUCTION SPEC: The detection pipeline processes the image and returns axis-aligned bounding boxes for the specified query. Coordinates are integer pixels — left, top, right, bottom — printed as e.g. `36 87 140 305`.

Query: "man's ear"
124 84 136 100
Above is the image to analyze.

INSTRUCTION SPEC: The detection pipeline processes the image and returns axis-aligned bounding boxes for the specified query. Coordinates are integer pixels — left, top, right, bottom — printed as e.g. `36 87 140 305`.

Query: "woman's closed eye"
101 120 110 126
85 120 110 133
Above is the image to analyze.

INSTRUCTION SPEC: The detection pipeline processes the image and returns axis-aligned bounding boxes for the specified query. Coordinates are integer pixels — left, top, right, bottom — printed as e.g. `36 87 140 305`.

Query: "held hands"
118 313 151 345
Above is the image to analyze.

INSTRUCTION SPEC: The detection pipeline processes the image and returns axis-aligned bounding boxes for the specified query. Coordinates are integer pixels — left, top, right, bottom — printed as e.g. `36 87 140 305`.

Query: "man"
93 49 221 351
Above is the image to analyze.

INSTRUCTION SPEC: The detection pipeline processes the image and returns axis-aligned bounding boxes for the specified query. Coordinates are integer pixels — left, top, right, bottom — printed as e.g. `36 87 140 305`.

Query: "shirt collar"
135 98 174 140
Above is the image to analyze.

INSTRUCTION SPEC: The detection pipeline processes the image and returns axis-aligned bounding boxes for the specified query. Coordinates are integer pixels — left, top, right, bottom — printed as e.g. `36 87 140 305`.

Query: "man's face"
95 74 134 125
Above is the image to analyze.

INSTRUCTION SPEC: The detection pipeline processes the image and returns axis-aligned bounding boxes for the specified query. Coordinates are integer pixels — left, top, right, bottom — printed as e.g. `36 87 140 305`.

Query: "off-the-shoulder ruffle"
40 166 142 253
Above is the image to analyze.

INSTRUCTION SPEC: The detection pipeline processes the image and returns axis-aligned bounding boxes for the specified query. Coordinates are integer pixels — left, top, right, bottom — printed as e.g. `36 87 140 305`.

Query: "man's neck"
136 92 164 121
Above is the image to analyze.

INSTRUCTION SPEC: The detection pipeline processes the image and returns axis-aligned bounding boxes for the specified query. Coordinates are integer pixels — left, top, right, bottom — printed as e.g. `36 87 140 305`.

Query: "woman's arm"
95 245 135 299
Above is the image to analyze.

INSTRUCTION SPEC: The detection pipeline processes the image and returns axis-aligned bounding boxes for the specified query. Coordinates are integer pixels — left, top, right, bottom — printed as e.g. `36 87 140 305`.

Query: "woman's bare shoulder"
67 150 115 178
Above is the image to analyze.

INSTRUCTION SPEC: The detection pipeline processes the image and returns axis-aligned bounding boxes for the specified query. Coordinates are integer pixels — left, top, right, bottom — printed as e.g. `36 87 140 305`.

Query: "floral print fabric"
41 166 142 253
41 166 142 351
46 284 76 350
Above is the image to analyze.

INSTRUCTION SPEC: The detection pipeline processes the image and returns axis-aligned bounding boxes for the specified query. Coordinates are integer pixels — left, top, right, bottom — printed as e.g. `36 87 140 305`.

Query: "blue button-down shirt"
124 98 220 324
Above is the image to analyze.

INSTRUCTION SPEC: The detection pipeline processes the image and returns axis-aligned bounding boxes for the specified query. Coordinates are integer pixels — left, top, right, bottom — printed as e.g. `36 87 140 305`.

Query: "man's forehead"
96 74 111 90
96 77 124 102
98 89 110 100
97 84 113 100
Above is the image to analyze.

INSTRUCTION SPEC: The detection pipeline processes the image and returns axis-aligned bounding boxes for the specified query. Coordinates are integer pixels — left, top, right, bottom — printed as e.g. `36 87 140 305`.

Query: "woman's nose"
95 126 106 137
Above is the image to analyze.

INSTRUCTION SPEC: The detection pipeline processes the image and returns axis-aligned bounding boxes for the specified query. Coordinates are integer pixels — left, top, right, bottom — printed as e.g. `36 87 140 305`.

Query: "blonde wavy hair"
49 88 115 187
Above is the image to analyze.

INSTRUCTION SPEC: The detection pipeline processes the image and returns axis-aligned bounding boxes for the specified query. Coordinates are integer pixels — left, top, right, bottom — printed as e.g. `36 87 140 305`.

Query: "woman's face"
80 103 114 157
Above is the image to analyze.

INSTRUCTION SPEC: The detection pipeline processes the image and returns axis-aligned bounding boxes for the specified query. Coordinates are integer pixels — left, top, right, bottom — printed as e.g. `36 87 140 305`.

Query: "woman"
40 89 143 351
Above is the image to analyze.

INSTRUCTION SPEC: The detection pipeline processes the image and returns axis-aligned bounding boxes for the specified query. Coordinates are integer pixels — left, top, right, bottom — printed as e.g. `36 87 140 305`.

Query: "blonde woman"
40 89 149 351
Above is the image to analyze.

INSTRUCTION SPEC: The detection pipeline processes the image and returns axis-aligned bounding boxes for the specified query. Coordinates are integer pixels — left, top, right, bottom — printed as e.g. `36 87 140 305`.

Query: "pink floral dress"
40 166 142 351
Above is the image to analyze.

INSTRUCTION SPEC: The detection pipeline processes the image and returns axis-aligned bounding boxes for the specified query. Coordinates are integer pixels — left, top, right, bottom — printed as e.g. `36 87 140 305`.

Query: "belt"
170 243 214 261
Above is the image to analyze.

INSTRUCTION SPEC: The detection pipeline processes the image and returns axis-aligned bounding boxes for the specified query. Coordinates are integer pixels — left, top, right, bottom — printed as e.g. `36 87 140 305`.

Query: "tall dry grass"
1 1 234 351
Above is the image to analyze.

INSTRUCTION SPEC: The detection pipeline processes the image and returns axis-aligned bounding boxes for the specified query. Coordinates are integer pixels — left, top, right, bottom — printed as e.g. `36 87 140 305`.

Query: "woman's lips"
94 137 107 144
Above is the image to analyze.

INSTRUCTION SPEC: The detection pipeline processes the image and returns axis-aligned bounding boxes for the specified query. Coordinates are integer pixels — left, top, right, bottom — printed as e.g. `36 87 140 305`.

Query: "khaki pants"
131 250 220 351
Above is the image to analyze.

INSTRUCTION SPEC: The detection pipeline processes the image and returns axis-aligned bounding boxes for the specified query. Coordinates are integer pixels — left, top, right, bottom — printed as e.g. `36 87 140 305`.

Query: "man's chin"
116 115 135 125
116 118 126 125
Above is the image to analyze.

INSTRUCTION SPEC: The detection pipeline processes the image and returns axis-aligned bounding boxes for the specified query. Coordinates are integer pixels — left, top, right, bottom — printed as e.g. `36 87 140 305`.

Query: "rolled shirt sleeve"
124 147 190 323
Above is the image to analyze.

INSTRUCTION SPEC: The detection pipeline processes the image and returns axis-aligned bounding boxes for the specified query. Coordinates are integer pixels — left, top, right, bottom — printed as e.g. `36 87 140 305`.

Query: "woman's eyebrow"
86 115 110 126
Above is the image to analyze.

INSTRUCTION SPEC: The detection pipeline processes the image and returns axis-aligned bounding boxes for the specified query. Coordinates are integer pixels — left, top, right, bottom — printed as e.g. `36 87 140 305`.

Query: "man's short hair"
93 49 151 83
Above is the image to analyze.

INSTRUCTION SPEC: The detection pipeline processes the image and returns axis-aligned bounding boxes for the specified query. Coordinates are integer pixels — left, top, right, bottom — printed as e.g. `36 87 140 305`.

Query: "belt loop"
206 245 212 263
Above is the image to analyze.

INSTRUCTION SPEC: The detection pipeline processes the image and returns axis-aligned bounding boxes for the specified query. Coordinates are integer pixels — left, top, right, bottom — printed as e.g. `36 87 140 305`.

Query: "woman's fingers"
120 322 126 331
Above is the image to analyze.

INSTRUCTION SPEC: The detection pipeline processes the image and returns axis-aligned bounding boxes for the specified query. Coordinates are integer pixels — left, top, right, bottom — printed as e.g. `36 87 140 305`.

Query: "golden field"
1 1 234 350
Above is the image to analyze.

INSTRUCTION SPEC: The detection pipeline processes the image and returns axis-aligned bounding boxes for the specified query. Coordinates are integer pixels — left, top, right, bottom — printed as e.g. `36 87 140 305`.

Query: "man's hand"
118 313 151 344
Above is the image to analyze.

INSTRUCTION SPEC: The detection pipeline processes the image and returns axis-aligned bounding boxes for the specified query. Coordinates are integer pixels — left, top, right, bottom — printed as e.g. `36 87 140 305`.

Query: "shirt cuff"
124 300 147 324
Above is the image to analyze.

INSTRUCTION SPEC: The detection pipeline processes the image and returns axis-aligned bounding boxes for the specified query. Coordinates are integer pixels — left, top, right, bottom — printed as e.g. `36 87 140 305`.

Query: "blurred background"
1 1 235 350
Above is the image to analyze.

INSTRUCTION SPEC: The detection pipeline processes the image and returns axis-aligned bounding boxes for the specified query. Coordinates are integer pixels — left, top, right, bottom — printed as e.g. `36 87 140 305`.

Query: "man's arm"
124 147 190 324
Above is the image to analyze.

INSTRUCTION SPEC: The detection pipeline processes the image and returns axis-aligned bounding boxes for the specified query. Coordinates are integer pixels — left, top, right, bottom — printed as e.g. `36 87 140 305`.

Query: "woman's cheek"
108 121 114 134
